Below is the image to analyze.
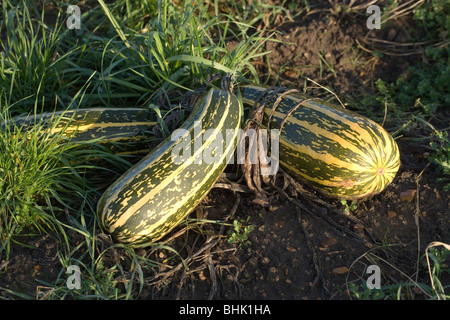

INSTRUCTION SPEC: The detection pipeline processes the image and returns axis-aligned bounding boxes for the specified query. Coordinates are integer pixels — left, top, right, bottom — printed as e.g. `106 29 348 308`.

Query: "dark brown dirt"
1 3 449 301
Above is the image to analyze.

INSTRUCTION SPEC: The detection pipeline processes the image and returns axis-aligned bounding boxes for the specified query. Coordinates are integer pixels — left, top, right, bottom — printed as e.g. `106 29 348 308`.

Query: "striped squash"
242 84 400 199
4 108 156 156
97 88 242 245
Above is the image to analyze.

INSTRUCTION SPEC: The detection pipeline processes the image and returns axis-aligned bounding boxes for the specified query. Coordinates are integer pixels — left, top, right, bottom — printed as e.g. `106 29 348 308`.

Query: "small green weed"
340 199 358 212
429 129 450 191
227 217 254 248
412 0 450 41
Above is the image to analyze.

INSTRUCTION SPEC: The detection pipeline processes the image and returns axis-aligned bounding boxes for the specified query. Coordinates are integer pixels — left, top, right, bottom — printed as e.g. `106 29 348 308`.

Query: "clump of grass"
38 239 151 300
93 0 270 108
0 96 130 260
346 243 450 300
424 242 450 300
204 0 295 37
0 108 82 254
0 0 77 114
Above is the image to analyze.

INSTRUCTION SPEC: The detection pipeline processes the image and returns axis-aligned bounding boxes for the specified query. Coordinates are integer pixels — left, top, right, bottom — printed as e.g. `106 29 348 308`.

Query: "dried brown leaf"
332 267 349 275
400 189 416 202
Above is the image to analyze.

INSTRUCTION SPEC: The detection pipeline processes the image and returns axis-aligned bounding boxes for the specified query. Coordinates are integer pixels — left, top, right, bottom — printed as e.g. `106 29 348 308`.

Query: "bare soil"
1 4 449 301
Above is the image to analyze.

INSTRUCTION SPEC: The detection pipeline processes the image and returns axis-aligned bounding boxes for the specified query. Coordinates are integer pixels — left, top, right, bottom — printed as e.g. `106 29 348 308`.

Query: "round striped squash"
242 85 400 199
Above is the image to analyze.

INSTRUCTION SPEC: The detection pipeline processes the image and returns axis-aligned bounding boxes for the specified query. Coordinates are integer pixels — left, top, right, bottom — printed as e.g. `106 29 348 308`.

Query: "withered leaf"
400 189 416 202
387 210 397 218
332 267 349 275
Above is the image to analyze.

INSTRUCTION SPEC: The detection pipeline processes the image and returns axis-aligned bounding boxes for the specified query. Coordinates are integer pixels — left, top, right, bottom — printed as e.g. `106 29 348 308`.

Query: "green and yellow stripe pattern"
97 88 242 245
242 85 400 199
6 108 156 155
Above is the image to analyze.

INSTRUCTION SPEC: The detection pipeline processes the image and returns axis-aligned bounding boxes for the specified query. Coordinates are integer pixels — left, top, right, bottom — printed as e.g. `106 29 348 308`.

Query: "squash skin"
97 88 242 246
242 84 400 199
4 108 156 155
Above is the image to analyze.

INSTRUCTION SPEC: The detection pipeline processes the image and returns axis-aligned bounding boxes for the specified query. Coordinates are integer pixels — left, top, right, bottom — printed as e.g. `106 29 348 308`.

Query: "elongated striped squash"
242 84 400 199
4 108 156 156
97 88 242 246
